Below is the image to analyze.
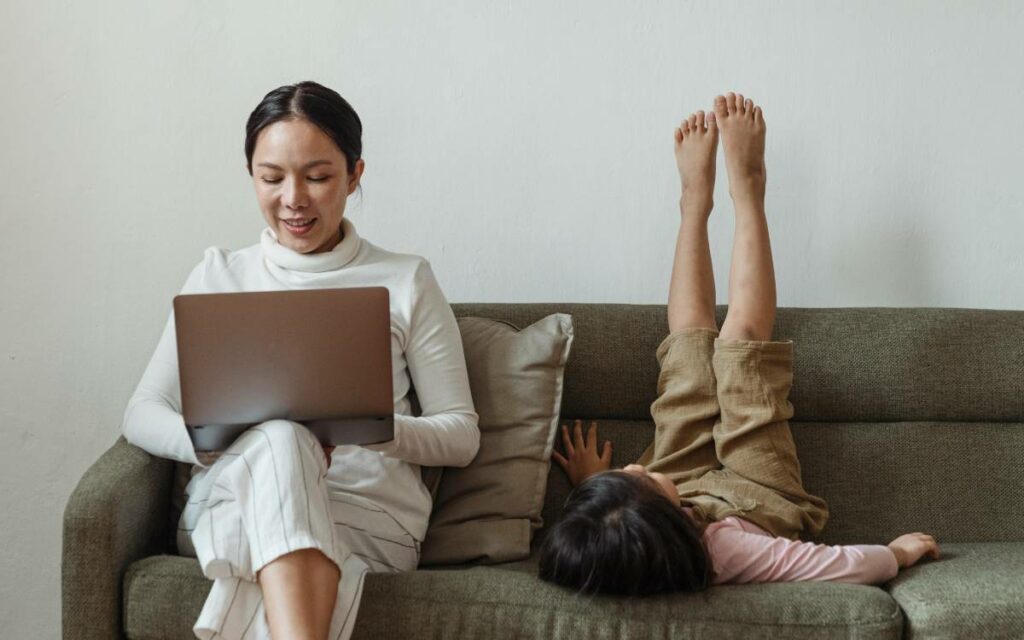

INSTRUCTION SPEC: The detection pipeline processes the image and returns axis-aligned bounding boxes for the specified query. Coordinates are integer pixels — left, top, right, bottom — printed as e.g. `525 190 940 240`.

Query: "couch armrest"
62 437 173 640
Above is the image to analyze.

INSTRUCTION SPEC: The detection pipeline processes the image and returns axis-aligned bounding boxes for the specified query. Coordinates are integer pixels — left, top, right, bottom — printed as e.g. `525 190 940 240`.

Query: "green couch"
63 305 1024 639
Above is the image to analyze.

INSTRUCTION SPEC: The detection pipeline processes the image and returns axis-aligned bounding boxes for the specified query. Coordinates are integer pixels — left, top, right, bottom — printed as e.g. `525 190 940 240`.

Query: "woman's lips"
282 218 316 236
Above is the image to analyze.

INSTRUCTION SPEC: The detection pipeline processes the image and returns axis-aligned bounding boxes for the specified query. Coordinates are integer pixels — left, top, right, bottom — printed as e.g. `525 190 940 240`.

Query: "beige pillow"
419 313 574 565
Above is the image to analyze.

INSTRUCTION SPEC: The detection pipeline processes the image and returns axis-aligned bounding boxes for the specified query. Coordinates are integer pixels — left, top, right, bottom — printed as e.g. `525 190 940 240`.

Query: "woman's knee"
235 419 320 456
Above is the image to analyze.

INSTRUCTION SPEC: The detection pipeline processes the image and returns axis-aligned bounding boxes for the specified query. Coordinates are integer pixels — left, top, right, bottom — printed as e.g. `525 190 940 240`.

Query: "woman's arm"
364 261 479 467
121 261 206 466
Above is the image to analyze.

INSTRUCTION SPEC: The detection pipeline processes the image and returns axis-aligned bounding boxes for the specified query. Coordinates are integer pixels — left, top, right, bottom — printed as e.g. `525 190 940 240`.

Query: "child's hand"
888 533 940 568
552 420 612 487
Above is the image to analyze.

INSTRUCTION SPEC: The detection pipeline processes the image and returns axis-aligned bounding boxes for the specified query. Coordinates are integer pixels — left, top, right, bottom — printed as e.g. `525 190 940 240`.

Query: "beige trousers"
636 328 829 540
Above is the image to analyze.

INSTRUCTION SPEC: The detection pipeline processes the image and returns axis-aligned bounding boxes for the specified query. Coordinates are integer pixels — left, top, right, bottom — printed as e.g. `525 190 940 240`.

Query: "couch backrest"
169 305 1024 551
452 304 1024 545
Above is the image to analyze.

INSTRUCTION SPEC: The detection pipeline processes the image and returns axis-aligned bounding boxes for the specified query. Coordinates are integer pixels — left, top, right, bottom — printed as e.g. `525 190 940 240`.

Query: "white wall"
2 0 1022 635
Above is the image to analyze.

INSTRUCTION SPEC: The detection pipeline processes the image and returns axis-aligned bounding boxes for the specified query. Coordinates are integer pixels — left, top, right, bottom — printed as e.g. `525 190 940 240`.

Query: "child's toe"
713 95 728 118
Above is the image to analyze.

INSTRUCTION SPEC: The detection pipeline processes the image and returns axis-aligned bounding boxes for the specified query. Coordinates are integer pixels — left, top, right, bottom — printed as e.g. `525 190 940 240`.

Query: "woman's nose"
282 179 309 209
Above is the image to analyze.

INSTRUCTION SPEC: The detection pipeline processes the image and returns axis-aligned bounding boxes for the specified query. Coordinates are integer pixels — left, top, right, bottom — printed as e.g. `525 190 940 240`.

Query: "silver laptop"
173 287 394 451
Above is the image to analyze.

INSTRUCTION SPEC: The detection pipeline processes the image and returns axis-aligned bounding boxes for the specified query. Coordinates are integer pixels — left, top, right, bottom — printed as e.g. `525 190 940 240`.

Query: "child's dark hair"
538 471 711 596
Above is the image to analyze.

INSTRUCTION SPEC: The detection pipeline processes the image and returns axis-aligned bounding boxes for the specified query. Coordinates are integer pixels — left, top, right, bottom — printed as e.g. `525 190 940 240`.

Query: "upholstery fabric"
63 438 173 640
453 305 1024 423
887 543 1024 640
123 554 902 640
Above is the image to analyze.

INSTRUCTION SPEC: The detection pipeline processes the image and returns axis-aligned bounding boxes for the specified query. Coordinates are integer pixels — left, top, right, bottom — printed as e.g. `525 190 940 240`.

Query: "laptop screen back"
174 287 393 428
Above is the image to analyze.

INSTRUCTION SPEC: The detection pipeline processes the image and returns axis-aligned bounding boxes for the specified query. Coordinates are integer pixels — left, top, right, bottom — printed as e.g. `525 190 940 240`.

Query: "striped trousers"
177 420 420 640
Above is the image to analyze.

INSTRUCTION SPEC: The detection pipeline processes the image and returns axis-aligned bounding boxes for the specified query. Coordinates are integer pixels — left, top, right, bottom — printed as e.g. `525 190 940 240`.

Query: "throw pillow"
419 313 574 565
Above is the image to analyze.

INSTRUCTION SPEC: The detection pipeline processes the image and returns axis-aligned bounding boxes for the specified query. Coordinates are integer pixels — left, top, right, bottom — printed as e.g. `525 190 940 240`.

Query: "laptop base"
187 417 395 452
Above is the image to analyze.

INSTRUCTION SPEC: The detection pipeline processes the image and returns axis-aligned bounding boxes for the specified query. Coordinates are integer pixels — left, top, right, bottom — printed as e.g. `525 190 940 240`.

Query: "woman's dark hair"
538 471 711 596
244 81 363 175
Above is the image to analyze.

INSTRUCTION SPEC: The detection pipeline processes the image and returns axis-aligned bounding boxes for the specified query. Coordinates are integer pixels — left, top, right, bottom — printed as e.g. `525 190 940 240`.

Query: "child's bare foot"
713 92 766 205
674 110 718 215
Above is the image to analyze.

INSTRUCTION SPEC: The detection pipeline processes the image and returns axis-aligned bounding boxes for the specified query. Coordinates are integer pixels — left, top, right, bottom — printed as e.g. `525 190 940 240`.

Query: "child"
540 93 939 595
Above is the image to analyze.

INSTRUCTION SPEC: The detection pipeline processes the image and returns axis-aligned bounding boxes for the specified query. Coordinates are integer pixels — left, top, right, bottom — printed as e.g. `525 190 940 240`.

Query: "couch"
63 304 1024 639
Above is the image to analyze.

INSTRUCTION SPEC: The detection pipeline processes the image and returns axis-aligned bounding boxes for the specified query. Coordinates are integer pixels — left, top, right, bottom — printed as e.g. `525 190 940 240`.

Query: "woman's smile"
281 217 317 236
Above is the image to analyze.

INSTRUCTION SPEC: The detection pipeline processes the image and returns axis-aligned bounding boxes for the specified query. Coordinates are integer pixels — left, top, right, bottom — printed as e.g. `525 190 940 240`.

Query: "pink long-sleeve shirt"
702 516 899 585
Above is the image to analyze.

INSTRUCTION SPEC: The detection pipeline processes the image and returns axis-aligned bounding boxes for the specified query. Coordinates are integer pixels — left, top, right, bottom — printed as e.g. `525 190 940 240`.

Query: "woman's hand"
552 420 612 487
888 532 940 568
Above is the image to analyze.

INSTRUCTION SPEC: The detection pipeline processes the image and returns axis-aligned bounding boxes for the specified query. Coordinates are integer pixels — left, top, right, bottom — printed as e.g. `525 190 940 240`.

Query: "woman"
123 81 479 639
541 93 939 594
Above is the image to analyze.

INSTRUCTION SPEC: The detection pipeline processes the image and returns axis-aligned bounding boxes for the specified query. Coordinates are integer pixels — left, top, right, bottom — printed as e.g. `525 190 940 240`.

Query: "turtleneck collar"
260 218 363 273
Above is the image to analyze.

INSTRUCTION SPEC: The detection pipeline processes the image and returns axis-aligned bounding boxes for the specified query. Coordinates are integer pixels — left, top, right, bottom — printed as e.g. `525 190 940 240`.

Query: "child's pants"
177 420 420 640
636 328 829 540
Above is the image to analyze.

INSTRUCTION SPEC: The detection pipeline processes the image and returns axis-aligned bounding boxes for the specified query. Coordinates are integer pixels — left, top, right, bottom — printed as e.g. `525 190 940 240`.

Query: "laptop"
173 287 395 451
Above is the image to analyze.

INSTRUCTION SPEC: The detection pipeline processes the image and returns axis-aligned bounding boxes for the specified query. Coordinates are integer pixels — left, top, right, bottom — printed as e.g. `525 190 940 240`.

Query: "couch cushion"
123 556 210 639
123 554 901 640
887 543 1024 640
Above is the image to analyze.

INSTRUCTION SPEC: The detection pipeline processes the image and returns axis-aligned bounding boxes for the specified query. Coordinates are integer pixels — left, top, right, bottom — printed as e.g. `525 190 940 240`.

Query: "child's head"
538 468 711 596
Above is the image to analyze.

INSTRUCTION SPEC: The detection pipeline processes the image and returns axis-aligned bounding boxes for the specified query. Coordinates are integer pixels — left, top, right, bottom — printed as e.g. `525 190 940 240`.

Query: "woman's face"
250 118 365 254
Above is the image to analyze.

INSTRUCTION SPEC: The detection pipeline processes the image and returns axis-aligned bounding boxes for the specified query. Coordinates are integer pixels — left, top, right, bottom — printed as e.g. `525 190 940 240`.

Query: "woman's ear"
348 158 366 195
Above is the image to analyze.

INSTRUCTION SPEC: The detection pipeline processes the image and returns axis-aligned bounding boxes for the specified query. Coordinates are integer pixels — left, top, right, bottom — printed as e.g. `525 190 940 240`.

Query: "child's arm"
707 519 939 585
552 420 612 486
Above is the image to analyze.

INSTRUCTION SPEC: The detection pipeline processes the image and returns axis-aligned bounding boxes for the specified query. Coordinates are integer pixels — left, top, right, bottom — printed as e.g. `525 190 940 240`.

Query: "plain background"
2 1 1023 636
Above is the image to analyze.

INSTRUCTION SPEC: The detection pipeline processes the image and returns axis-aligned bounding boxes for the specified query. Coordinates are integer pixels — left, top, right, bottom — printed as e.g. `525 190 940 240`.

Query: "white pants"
177 420 420 640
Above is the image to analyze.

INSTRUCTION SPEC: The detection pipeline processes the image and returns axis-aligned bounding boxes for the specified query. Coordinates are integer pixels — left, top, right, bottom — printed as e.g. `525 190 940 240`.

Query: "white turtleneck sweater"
122 219 479 540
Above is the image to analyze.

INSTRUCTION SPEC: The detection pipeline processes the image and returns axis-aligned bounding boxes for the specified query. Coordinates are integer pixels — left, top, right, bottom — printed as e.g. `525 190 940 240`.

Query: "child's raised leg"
668 111 718 334
638 111 721 484
717 92 774 342
709 94 828 538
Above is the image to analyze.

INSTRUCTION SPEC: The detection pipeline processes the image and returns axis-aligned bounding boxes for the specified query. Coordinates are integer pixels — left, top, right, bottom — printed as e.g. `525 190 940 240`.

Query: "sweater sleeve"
364 261 480 467
707 518 900 585
121 261 206 466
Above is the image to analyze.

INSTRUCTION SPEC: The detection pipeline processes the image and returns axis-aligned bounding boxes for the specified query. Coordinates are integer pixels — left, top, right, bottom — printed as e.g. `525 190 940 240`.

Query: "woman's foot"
674 110 718 216
713 92 767 206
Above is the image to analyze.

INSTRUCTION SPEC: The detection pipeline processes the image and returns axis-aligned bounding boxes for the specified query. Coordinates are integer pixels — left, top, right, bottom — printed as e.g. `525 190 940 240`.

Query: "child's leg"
717 92 773 343
668 110 718 334
638 110 721 485
709 94 828 537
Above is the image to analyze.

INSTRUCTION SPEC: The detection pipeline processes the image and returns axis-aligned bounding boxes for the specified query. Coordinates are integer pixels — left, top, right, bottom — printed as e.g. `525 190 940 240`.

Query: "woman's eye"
308 175 329 182
261 177 283 184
